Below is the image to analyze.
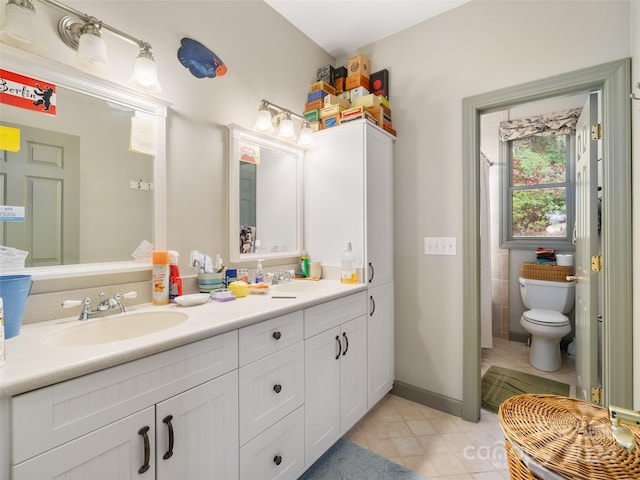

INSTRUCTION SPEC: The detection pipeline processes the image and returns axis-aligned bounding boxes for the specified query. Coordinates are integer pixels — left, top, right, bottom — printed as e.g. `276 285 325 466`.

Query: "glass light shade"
0 2 46 52
130 55 161 93
277 118 295 140
76 31 109 73
298 125 315 146
255 109 274 133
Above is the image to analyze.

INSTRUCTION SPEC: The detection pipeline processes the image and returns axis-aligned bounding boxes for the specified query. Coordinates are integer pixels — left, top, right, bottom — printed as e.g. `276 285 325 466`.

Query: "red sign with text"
0 69 56 115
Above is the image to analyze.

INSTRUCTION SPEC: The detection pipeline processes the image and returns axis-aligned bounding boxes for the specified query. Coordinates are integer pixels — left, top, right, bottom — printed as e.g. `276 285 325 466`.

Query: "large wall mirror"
0 46 168 279
228 125 303 263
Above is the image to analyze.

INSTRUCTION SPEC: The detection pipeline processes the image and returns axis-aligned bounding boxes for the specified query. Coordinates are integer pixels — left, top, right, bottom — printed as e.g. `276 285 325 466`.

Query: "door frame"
461 58 632 421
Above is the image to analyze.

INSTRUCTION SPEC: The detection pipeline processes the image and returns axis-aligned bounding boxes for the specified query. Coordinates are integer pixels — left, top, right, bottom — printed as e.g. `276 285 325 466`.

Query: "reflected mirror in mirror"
229 125 303 262
1 84 154 267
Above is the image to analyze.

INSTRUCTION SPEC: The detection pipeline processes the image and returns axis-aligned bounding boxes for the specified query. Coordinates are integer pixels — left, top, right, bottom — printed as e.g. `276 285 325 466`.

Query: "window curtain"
499 107 583 141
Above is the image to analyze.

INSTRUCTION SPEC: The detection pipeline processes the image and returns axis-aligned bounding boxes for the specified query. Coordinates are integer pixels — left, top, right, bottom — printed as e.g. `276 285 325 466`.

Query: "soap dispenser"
340 241 357 284
255 259 264 284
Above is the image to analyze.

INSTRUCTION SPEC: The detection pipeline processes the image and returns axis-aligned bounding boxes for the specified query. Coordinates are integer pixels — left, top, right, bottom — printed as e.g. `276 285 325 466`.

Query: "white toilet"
519 277 575 372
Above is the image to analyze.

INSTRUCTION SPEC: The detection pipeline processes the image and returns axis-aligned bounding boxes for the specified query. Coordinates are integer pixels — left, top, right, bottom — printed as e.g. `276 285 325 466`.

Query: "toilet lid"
523 309 569 326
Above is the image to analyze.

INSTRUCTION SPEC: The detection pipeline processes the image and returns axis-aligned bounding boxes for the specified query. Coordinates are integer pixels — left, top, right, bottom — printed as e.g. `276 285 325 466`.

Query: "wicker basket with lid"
498 394 640 479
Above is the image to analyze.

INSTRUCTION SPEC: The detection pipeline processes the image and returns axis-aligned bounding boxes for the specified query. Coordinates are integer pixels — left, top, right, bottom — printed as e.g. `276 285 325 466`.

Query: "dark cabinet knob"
274 455 283 466
273 384 282 393
273 331 282 340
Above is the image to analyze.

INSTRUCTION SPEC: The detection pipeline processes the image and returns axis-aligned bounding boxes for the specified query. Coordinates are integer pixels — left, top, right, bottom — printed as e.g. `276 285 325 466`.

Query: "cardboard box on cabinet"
369 69 389 99
304 109 320 122
322 114 340 129
350 93 381 109
349 86 370 100
324 94 350 109
304 99 324 111
309 81 335 95
347 54 371 78
345 74 370 91
316 65 335 85
307 89 329 103
320 104 345 118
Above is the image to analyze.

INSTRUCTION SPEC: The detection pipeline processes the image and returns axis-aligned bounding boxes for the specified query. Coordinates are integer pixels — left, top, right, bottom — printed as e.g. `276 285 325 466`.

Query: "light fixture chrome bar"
38 0 150 49
260 99 306 124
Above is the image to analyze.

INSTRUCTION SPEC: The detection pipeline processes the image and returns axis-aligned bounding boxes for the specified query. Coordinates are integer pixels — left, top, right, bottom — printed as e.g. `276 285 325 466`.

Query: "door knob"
566 275 578 281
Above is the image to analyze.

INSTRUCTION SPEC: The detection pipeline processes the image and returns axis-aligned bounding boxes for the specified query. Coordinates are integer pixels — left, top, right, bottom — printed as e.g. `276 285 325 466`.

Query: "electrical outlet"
424 237 457 256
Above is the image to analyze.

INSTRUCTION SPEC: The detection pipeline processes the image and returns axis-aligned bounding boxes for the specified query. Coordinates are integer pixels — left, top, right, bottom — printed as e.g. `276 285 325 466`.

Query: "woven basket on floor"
499 394 640 480
520 262 573 282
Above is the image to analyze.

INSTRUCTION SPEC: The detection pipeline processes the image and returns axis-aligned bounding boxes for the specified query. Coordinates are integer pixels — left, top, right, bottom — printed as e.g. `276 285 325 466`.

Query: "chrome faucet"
269 269 295 285
62 291 138 320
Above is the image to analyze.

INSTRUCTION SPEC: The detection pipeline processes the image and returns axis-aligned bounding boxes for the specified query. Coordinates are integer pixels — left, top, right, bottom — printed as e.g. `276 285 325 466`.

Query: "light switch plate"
424 237 456 256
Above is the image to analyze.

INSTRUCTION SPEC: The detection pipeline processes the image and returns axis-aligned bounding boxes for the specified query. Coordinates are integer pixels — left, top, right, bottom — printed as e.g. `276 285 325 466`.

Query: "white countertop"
0 280 366 398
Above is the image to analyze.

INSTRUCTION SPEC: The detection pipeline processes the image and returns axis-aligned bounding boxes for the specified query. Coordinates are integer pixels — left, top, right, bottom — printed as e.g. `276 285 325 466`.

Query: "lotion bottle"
152 251 170 305
340 241 357 284
255 259 264 283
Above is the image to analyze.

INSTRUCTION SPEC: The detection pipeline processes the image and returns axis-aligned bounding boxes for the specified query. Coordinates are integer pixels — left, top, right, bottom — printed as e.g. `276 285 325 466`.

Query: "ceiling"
264 0 471 58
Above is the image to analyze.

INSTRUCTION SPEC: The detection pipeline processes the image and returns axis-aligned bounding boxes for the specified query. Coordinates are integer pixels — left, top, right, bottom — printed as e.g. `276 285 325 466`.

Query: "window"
499 108 580 250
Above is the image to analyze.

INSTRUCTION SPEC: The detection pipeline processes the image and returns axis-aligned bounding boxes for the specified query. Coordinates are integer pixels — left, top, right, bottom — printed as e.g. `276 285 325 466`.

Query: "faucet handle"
113 291 137 313
62 297 91 309
114 291 138 301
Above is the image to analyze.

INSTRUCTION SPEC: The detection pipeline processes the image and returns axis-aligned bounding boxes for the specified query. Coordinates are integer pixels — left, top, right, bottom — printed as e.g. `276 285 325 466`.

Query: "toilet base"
529 336 562 372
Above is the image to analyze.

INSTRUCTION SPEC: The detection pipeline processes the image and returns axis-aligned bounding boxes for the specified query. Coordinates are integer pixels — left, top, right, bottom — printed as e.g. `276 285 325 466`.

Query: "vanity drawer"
12 331 238 464
239 342 304 445
304 291 367 338
240 406 304 480
239 311 303 367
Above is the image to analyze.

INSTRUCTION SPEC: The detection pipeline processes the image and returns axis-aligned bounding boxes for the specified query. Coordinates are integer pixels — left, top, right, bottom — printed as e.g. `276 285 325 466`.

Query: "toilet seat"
523 309 569 327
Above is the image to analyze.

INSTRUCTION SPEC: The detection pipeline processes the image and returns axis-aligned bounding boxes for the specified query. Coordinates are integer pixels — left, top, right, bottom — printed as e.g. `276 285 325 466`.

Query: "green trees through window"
510 135 569 238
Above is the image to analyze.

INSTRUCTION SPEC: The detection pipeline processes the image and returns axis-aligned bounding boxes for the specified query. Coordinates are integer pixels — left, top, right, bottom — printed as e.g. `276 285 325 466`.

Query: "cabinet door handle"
369 295 376 316
138 426 151 474
274 454 283 466
273 383 282 394
335 335 342 360
273 331 282 340
162 415 174 460
368 262 374 283
342 332 349 356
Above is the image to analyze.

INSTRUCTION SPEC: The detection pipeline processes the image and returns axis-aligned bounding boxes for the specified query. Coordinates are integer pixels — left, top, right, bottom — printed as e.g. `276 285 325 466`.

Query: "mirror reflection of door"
239 161 256 242
1 123 80 267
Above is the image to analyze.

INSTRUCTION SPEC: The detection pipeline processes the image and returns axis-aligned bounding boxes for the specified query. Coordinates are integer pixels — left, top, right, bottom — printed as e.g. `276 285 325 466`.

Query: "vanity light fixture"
298 120 315 146
254 99 314 147
277 112 296 140
0 0 46 52
0 0 162 93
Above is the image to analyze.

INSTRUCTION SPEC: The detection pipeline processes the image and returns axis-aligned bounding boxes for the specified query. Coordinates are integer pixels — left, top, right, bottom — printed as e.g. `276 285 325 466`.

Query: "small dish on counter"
174 293 211 307
248 283 270 295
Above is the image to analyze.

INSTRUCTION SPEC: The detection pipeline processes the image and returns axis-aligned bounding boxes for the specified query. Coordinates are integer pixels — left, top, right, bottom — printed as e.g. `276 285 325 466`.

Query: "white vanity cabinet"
303 292 368 465
10 332 239 480
239 312 305 480
304 120 395 412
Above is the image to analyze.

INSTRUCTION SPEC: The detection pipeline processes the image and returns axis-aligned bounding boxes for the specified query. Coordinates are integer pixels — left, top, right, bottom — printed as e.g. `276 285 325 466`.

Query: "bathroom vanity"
0 281 391 480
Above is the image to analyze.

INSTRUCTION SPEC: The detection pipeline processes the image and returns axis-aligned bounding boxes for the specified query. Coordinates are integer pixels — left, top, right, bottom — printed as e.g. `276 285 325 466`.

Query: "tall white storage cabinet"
304 120 395 410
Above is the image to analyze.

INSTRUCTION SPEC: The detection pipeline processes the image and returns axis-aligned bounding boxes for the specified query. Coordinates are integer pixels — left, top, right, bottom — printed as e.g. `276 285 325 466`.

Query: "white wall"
356 0 631 402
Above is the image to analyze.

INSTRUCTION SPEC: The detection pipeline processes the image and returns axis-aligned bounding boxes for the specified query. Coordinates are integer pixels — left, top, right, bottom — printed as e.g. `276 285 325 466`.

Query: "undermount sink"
43 310 188 347
272 281 328 294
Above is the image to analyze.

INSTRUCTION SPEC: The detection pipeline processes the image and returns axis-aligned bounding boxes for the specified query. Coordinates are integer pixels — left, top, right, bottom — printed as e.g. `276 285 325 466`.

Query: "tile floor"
343 337 577 479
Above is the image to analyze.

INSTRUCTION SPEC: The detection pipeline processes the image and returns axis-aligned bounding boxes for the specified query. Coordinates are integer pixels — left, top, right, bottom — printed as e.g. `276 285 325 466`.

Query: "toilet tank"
519 277 575 313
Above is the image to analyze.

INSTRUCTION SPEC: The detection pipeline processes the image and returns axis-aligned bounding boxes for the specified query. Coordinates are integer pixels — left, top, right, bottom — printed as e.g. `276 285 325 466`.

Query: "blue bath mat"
299 438 428 480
